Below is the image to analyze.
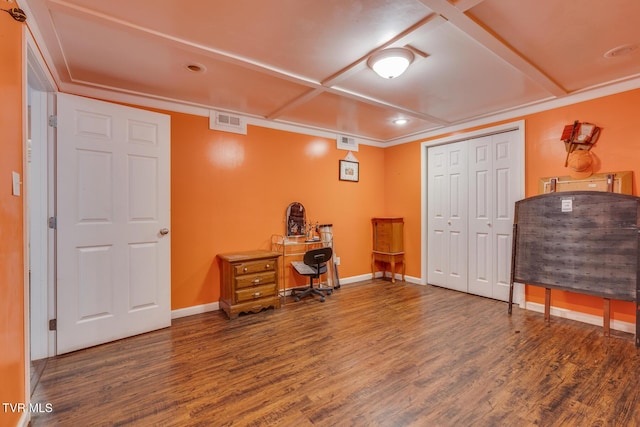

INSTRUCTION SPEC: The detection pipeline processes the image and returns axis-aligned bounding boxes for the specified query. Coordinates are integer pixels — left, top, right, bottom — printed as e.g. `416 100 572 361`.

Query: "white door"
56 93 171 354
468 131 519 301
468 135 493 298
427 142 468 292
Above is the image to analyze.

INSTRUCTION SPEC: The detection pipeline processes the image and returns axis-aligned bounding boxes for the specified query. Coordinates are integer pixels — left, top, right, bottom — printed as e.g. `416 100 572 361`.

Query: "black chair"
291 247 333 302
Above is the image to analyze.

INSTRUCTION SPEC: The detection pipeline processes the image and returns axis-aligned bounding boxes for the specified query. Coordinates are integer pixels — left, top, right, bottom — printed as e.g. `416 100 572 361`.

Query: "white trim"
171 302 220 319
22 22 31 424
338 273 373 285
167 274 378 319
25 30 58 365
525 302 635 335
54 81 387 147
16 412 29 427
46 91 56 357
28 89 49 361
63 74 640 149
387 76 640 146
420 120 526 306
419 120 525 148
21 0 640 147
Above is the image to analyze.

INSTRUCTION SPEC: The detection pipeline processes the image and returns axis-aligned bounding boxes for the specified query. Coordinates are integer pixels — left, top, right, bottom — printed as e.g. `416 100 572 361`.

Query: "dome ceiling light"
367 47 415 79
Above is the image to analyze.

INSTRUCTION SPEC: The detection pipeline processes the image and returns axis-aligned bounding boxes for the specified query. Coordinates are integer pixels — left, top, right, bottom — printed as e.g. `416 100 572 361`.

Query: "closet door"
468 131 519 301
427 142 468 292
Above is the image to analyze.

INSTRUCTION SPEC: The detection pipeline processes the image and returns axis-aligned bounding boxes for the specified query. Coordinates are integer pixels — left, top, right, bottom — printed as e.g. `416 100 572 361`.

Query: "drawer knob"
243 267 248 272
252 278 262 284
252 292 262 298
265 264 270 268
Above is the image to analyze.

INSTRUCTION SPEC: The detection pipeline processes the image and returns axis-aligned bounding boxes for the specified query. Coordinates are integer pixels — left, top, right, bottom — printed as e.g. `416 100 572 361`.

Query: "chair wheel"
327 290 333 295
295 296 301 302
320 298 325 302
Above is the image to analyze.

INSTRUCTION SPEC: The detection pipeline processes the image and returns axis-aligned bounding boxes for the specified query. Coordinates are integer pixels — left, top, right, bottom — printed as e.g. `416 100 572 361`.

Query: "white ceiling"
21 0 640 143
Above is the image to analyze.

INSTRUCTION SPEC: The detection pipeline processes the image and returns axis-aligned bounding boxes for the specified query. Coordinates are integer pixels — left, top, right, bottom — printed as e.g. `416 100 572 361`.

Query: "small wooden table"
371 251 405 283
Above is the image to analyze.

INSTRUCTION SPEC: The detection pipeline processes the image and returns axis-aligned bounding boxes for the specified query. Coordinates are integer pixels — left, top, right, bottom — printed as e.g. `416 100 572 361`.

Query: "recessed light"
393 118 408 125
186 63 206 73
604 44 638 58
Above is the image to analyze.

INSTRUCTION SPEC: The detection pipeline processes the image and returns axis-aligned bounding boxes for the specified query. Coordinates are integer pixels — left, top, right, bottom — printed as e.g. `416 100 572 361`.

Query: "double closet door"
427 130 521 301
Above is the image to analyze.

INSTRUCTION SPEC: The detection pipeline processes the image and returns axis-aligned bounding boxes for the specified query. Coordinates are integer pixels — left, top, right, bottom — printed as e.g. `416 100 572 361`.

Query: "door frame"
420 120 526 307
24 29 58 393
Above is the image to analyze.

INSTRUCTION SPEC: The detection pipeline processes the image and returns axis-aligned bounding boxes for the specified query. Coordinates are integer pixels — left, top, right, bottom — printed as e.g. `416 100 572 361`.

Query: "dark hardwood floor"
30 280 640 426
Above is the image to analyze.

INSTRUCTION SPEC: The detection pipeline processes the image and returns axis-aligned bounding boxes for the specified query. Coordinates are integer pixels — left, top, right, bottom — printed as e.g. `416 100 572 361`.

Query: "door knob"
487 222 492 227
447 220 452 225
159 228 170 235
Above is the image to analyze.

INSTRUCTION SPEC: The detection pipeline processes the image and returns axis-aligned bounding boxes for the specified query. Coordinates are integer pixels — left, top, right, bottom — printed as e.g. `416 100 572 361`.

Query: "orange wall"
0 18 25 427
385 88 640 324
2 20 639 423
170 113 385 309
382 141 422 277
523 89 640 323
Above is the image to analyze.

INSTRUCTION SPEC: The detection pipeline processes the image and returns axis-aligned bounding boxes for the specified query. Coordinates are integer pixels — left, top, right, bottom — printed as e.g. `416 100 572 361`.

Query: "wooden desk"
371 251 405 283
271 235 330 300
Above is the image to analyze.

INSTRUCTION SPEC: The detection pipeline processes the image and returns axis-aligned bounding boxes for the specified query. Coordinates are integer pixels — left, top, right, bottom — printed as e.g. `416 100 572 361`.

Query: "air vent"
336 135 359 151
209 110 247 135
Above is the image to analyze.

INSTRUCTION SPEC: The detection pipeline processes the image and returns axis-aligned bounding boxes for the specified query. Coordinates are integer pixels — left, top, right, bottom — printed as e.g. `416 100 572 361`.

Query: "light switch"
12 171 21 196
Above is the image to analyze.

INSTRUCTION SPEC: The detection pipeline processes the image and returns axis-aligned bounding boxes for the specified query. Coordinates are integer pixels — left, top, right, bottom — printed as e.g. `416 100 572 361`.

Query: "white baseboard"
18 412 29 427
340 273 374 284
525 301 635 334
169 272 392 319
169 282 635 337
171 302 219 319
370 271 421 285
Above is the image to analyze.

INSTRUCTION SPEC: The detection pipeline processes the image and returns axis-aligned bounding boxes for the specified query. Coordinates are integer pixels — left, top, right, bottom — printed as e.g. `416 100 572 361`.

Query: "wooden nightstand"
218 250 281 319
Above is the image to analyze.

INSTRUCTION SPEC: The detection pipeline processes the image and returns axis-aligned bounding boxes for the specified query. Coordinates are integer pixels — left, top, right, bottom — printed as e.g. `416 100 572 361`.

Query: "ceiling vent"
209 110 247 135
336 135 358 152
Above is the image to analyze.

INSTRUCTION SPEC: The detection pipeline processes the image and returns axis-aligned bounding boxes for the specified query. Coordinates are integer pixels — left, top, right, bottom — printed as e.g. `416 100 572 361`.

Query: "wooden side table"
371 251 405 283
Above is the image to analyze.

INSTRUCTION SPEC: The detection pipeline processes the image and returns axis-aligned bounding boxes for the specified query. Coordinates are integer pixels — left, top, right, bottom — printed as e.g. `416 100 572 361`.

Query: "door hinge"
48 115 57 128
48 217 56 229
49 319 57 331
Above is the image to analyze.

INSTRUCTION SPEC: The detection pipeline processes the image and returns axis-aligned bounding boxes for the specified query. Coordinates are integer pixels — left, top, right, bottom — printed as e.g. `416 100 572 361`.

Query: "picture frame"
339 160 359 182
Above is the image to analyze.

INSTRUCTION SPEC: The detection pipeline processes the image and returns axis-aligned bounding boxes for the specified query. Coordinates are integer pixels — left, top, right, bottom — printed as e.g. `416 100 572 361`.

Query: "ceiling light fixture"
393 118 408 125
186 63 206 73
603 43 638 58
367 47 414 79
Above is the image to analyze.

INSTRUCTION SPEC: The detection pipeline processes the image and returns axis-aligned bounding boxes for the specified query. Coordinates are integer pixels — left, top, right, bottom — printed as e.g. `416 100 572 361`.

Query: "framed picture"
339 160 359 182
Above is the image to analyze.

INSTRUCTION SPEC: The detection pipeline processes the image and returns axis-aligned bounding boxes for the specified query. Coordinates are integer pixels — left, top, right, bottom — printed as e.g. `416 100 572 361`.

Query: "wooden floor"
30 279 640 426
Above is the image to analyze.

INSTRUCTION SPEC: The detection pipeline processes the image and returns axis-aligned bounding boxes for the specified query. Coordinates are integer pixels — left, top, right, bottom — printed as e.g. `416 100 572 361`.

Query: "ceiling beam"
46 0 324 91
268 13 447 122
452 0 486 12
419 0 568 97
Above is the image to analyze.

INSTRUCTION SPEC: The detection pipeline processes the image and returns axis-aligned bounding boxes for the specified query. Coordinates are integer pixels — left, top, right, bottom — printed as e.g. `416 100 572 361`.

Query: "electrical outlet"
335 256 340 266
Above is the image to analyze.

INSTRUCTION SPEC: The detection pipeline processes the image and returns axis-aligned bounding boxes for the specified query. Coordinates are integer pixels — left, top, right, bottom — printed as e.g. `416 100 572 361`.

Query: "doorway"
421 121 526 306
26 36 57 397
25 34 172 363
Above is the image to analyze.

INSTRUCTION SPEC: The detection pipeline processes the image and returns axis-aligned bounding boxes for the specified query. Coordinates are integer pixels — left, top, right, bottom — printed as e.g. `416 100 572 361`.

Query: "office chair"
291 247 333 302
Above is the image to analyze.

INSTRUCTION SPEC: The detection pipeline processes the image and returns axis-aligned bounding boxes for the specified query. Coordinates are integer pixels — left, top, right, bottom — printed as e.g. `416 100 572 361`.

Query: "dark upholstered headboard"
508 191 640 345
